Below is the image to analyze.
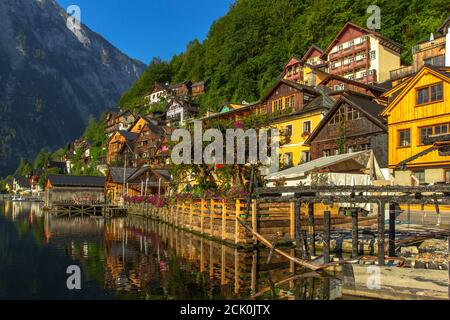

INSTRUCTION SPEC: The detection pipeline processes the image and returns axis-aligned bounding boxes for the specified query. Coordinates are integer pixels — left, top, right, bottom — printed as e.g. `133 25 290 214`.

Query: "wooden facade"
381 66 450 184
306 93 388 167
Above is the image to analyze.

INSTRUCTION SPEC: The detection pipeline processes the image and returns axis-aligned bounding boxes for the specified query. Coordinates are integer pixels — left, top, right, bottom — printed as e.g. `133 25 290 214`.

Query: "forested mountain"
0 0 146 176
120 0 450 113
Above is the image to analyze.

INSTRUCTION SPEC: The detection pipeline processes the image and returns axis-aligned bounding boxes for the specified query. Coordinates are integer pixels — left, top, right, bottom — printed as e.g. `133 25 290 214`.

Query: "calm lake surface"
0 200 343 300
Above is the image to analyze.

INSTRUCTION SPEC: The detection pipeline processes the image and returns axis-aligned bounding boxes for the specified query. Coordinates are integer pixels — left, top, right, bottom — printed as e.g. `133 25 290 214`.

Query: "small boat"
11 196 26 202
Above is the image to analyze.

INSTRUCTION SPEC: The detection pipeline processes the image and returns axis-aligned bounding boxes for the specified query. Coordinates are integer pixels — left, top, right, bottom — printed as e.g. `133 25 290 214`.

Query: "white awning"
267 151 377 181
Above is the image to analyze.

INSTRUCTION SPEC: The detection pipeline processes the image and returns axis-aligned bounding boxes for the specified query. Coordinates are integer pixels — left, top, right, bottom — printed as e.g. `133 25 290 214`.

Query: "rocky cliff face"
0 0 146 175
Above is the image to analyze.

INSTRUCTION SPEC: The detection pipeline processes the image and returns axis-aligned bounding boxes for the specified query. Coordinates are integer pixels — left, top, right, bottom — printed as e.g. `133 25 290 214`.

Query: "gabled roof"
321 22 401 58
13 176 31 188
107 167 138 184
283 56 302 69
437 16 450 35
47 175 105 188
118 130 139 141
300 44 324 63
319 73 388 93
127 166 171 183
261 79 320 103
381 65 450 116
305 92 387 146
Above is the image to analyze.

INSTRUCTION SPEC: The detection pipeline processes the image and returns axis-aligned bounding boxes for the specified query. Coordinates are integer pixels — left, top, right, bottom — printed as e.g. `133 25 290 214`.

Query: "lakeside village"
3 19 450 298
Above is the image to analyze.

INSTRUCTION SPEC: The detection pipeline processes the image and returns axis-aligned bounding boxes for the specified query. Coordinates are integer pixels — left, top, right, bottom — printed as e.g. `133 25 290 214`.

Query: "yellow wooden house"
259 79 335 169
381 65 450 185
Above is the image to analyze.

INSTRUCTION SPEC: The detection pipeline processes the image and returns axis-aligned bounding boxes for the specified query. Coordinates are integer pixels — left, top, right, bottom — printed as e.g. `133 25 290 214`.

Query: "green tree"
15 159 33 177
33 148 52 170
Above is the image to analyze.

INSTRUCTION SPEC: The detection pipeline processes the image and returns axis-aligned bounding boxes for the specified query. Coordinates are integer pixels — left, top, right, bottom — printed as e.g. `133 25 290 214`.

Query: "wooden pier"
50 203 127 218
126 198 375 249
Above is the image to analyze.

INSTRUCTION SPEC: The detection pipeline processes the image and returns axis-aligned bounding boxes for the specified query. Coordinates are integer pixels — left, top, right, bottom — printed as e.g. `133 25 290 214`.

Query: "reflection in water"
0 200 342 300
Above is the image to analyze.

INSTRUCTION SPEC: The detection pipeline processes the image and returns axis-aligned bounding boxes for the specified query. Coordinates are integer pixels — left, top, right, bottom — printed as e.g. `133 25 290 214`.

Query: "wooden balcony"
390 66 414 81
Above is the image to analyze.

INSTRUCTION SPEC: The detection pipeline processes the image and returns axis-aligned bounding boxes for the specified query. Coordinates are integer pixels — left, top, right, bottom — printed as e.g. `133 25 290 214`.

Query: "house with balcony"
281 45 327 86
390 16 450 86
321 22 401 84
165 97 199 126
104 110 136 137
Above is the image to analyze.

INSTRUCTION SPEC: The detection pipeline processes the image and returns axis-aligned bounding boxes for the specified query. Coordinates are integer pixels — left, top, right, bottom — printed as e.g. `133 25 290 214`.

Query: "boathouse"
45 175 106 207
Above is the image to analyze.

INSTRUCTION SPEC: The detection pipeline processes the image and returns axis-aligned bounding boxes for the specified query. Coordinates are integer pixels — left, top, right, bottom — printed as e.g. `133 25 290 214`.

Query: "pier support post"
252 199 258 244
235 199 240 245
222 200 226 240
378 202 385 266
201 199 205 235
308 203 316 257
290 201 295 242
323 211 331 264
294 201 302 252
210 199 214 235
389 203 396 258
351 209 359 259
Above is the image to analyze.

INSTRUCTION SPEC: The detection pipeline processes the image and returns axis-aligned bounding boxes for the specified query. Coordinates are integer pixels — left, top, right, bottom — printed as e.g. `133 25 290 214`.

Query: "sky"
56 0 234 64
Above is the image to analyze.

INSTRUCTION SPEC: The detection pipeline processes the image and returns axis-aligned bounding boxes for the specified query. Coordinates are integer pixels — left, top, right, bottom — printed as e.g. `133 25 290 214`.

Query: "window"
420 123 450 145
431 83 443 101
435 124 449 135
424 55 445 67
284 153 293 167
399 129 411 147
285 125 293 137
303 121 311 134
273 99 283 111
417 87 430 105
285 96 295 109
413 171 425 185
420 127 433 145
330 106 361 124
370 51 376 60
334 84 345 91
349 40 355 47
323 150 331 157
337 44 343 51
301 151 311 163
417 83 443 105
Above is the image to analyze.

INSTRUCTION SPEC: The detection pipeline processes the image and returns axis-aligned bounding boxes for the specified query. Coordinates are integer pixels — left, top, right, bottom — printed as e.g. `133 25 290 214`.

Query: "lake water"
0 200 343 300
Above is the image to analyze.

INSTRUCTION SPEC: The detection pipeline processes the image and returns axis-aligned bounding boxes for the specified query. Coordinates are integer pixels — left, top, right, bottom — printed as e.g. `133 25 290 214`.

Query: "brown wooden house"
105 167 138 204
305 92 388 167
104 110 136 137
107 131 139 165
127 166 172 197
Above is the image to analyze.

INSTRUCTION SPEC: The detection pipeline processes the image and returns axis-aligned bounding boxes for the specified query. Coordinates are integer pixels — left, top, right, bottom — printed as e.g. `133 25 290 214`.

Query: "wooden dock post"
389 203 396 258
210 199 214 235
290 201 296 242
352 209 359 259
201 199 205 235
294 200 304 257
378 202 385 266
189 201 194 231
308 203 316 257
252 199 258 244
235 199 240 245
323 211 331 264
222 200 226 240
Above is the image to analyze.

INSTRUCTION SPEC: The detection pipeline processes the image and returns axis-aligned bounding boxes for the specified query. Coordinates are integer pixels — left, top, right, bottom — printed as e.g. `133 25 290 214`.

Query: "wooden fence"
127 198 370 248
